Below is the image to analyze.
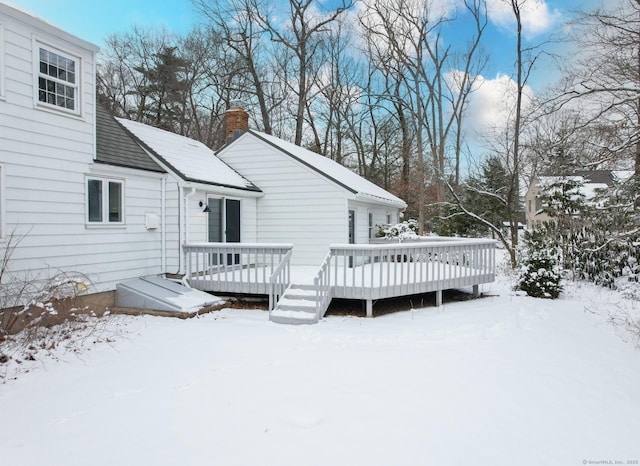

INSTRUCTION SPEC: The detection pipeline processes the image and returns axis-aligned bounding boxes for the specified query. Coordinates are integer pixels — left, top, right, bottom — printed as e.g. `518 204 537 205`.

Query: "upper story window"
36 45 79 113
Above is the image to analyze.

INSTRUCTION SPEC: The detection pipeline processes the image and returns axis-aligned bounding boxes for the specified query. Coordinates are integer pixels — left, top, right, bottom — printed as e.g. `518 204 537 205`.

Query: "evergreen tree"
516 230 563 299
537 174 587 272
443 156 512 238
134 46 189 131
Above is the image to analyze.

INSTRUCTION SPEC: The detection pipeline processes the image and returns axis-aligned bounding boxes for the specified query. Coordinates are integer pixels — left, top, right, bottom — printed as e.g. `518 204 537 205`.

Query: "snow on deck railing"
183 243 293 299
313 252 332 319
269 248 292 311
328 237 496 300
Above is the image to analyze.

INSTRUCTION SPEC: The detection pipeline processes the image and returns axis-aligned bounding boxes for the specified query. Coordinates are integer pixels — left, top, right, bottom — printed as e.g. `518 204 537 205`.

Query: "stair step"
286 287 317 297
285 292 316 301
277 297 316 309
277 305 316 314
270 309 318 325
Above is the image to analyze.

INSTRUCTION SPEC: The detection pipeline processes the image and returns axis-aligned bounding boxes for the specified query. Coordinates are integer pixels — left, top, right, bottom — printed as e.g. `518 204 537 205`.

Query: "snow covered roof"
613 170 634 183
116 118 260 192
248 130 407 208
536 176 608 200
97 107 165 173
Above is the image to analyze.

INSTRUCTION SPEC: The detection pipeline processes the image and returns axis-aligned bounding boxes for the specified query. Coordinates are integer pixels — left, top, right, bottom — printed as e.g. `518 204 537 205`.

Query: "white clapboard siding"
217 135 347 266
6 166 165 293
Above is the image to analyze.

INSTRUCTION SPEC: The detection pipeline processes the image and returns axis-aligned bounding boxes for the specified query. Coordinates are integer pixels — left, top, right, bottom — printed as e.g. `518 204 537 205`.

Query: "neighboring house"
525 170 619 229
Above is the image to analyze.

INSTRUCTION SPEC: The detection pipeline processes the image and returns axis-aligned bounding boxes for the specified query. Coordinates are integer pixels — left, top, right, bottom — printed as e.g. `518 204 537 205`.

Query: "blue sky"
10 0 199 45
9 0 600 87
7 0 606 154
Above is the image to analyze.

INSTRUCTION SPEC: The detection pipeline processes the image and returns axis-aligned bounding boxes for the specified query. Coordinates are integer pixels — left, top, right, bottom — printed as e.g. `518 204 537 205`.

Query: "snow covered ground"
1 262 639 466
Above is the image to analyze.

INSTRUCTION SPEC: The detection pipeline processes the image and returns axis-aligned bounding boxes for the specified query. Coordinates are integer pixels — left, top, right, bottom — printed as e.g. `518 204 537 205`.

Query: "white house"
0 3 496 324
216 125 407 265
117 106 408 267
114 115 264 275
0 2 406 299
0 3 175 297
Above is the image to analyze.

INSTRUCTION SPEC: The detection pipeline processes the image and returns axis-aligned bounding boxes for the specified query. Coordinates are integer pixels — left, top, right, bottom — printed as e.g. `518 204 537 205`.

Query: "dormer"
0 2 99 158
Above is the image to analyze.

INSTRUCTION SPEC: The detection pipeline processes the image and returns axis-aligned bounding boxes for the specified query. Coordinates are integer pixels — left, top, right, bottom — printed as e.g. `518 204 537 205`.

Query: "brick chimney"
225 103 249 143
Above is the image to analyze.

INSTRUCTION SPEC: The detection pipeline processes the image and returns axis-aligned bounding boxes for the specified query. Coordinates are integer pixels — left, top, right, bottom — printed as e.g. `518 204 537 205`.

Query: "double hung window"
37 45 78 113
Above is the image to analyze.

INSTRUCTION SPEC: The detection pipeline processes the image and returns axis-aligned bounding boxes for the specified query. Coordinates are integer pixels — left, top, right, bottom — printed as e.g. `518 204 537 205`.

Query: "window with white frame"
37 44 78 112
87 177 124 224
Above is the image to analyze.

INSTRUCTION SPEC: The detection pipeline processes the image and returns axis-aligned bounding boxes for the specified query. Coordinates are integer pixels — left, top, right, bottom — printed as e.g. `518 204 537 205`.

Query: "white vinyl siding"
0 21 5 99
368 212 374 239
0 5 169 294
0 164 4 238
350 201 392 243
217 136 349 266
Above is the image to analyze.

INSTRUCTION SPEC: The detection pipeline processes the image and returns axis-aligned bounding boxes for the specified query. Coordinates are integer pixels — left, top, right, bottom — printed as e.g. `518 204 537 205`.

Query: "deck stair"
269 284 331 325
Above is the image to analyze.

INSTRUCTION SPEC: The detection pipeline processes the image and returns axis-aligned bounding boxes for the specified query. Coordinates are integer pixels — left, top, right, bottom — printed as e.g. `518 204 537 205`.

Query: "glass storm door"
208 198 241 265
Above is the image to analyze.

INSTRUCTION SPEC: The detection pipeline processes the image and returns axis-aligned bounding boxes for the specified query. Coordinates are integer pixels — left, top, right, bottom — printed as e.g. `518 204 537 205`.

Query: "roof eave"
182 180 264 198
354 192 407 209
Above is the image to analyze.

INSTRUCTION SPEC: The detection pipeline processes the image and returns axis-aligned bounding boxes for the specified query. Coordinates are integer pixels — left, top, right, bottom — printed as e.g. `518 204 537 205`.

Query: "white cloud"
486 0 561 39
464 72 535 133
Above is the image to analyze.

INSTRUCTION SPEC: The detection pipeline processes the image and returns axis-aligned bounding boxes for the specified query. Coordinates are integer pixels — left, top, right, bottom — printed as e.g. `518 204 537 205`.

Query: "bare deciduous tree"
359 0 487 232
253 0 354 146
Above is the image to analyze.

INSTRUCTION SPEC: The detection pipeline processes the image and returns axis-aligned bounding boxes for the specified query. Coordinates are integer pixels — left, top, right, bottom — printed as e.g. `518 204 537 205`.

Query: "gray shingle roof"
573 170 614 187
96 106 165 173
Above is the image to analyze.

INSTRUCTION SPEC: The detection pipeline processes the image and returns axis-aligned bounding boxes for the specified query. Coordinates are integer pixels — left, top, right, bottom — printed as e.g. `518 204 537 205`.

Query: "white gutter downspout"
161 177 166 273
182 186 196 274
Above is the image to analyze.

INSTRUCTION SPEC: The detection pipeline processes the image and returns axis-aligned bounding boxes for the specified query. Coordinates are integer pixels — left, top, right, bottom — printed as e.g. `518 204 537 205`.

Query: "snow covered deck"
184 238 496 322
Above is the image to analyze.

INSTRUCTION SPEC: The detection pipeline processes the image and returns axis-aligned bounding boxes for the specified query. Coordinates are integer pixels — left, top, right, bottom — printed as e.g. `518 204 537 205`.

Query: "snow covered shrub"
378 219 419 241
0 231 107 375
536 174 640 291
516 231 563 299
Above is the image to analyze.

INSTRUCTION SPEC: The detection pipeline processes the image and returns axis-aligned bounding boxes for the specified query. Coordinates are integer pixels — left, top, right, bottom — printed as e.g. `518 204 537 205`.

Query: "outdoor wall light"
198 200 211 213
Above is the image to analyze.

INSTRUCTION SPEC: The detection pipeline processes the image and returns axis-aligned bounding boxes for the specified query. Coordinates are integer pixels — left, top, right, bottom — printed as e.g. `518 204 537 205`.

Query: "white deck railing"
313 252 333 318
184 238 496 320
328 237 496 301
183 242 293 299
269 248 293 311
